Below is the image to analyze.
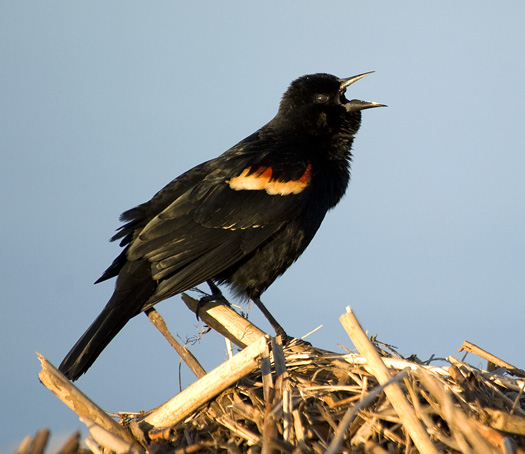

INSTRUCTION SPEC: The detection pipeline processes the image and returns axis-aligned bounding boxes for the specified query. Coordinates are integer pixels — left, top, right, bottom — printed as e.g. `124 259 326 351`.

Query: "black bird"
59 72 384 381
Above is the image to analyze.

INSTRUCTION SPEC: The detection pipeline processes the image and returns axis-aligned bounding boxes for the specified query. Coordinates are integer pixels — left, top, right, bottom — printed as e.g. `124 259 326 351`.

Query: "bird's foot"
195 281 230 320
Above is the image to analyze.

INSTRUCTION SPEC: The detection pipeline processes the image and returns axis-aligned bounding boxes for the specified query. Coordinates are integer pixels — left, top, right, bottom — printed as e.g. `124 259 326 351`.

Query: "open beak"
339 72 386 112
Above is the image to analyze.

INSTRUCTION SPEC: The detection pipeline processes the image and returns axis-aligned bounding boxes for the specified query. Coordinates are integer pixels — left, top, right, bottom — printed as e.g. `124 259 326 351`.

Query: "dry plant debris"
33 301 525 454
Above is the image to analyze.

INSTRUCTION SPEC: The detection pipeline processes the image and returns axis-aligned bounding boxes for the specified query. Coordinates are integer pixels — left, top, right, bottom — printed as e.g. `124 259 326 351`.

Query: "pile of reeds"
25 296 525 454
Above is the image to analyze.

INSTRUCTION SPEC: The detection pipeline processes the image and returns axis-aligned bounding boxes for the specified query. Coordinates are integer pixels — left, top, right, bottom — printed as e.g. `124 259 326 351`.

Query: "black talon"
195 280 230 320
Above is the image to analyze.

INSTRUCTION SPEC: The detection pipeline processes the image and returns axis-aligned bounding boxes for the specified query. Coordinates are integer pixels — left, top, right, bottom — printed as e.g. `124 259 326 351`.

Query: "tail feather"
59 262 156 381
58 302 138 381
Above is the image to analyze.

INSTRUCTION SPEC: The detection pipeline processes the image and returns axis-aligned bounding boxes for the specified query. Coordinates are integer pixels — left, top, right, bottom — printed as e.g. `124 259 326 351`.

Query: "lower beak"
345 99 386 112
340 72 386 112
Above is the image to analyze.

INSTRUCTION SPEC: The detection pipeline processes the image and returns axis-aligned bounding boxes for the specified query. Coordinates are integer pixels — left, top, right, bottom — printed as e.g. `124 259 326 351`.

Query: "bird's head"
275 72 385 141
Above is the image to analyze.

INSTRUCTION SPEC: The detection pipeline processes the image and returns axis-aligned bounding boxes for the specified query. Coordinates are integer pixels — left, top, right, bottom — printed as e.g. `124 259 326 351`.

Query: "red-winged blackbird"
59 72 384 381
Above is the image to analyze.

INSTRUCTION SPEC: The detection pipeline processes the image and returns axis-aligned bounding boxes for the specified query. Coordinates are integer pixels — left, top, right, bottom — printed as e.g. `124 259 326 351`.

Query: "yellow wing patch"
228 163 312 195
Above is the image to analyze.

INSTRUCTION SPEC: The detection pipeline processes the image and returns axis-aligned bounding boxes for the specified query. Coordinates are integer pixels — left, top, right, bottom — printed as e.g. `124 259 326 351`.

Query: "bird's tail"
58 304 134 381
59 265 156 381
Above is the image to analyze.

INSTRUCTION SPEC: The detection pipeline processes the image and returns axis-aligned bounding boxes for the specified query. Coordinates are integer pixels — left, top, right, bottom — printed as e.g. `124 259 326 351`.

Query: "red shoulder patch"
228 162 312 195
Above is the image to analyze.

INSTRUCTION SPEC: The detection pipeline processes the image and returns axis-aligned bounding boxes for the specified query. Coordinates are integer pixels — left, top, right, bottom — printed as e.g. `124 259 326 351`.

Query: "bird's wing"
125 153 313 304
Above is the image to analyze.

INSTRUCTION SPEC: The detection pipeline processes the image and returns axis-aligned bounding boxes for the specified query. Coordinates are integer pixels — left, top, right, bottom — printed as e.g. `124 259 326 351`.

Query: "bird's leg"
252 296 289 339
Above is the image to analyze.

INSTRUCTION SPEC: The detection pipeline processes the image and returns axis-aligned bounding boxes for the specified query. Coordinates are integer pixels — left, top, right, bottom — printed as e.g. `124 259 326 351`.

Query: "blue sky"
2 2 524 451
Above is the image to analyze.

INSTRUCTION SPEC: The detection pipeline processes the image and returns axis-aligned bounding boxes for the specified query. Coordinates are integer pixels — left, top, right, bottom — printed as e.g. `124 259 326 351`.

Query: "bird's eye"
315 94 329 104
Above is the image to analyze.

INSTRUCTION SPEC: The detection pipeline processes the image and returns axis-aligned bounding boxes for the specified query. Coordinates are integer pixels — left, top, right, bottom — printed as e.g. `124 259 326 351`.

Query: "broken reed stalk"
145 307 206 378
17 429 81 454
459 340 525 378
182 294 266 348
80 417 145 454
137 334 270 430
261 336 288 454
37 353 140 448
483 408 525 436
342 353 449 376
476 423 525 454
56 431 81 454
24 428 49 454
339 307 439 454
15 435 32 454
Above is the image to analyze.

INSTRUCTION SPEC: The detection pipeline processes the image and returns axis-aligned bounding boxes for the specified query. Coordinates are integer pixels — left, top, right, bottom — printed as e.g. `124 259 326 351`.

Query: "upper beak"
339 72 386 112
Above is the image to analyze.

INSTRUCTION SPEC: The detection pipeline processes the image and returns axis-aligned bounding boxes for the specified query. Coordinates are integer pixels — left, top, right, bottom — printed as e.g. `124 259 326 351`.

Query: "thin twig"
145 308 206 378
